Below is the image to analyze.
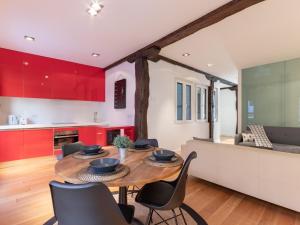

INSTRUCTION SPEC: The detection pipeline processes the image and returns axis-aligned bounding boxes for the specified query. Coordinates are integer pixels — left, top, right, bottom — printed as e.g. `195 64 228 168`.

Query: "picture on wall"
114 79 126 109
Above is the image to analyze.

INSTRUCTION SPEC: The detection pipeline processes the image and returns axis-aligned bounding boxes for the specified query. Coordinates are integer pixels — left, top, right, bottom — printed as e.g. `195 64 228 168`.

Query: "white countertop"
0 122 111 130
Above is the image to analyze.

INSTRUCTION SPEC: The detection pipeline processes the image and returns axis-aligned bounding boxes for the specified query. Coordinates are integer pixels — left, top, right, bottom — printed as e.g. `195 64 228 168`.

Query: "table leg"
119 186 128 205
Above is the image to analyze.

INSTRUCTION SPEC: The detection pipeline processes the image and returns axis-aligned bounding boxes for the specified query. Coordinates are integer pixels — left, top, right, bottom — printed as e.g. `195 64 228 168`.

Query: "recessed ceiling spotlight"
24 35 35 41
91 53 100 57
207 63 214 67
182 53 190 57
87 1 104 16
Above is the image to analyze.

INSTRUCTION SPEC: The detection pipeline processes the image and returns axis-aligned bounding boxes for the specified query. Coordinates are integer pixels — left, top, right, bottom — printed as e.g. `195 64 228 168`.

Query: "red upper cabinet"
0 48 24 97
77 65 105 102
23 129 53 159
0 48 105 102
0 130 24 162
23 54 53 99
51 60 78 100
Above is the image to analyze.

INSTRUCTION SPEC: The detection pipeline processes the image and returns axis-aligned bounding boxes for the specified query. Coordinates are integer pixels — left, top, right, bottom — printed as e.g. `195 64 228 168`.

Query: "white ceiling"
0 0 230 67
162 0 300 83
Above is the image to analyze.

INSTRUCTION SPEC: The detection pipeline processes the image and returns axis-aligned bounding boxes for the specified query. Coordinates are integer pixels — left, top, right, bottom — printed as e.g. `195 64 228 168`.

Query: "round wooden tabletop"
55 147 182 187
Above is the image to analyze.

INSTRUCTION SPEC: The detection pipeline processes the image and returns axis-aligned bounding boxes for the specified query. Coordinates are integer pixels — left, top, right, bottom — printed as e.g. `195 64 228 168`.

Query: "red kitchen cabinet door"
96 128 107 146
79 127 97 145
0 130 23 162
0 48 24 97
76 65 105 101
51 60 77 100
23 129 53 159
124 127 135 141
89 69 105 102
23 54 52 98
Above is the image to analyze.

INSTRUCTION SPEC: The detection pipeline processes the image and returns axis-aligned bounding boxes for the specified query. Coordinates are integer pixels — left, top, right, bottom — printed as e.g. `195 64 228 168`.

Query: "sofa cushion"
264 127 300 146
272 143 300 154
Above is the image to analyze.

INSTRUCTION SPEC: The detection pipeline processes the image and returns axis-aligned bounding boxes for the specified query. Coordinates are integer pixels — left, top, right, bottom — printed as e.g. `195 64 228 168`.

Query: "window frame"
195 85 208 122
175 79 208 123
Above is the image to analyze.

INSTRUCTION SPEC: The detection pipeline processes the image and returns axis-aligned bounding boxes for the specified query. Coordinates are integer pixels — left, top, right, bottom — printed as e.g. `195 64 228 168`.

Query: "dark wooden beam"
158 55 236 86
127 46 161 63
105 0 265 70
208 80 215 139
134 57 149 139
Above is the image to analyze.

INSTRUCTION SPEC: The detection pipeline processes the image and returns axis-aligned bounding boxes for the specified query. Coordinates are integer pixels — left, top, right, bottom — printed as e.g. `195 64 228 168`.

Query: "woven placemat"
128 146 156 152
72 150 109 160
77 165 130 182
144 154 183 168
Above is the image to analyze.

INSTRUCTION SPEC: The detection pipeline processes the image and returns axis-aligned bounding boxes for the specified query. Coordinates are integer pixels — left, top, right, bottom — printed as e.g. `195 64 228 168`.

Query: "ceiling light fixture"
87 1 104 16
24 35 35 41
207 63 214 67
182 53 190 57
91 53 100 57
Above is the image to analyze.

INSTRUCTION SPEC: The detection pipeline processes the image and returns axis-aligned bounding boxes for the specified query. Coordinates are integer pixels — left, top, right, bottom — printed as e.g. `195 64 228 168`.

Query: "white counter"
0 122 111 130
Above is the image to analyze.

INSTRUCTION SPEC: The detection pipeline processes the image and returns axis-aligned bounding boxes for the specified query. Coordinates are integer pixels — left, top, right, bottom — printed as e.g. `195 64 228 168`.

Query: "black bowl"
153 149 175 161
82 145 102 154
89 158 120 174
134 140 149 149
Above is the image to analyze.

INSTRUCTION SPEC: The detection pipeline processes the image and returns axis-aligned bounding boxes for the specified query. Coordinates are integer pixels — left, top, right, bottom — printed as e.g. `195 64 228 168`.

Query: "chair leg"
172 209 178 225
146 209 154 225
179 208 187 225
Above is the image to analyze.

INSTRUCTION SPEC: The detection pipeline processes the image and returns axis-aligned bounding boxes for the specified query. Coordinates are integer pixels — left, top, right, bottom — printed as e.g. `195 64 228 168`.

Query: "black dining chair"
135 151 197 225
135 138 159 148
44 181 138 225
61 142 83 158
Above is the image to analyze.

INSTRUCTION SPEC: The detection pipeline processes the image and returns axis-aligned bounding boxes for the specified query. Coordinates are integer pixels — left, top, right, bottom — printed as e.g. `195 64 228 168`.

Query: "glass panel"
202 88 207 120
213 89 218 121
197 87 201 120
285 58 300 127
186 84 192 120
242 62 284 130
176 82 183 120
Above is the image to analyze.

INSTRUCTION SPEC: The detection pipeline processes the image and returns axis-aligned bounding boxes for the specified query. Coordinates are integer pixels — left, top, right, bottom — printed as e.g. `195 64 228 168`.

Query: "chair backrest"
49 181 129 225
61 142 83 157
135 138 159 147
163 151 197 209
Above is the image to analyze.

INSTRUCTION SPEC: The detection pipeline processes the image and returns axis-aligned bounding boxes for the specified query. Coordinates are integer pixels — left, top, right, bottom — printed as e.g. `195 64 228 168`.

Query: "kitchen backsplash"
0 97 103 125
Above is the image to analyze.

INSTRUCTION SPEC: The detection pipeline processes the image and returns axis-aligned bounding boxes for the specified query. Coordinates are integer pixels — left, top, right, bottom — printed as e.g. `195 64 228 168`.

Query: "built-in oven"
54 129 79 150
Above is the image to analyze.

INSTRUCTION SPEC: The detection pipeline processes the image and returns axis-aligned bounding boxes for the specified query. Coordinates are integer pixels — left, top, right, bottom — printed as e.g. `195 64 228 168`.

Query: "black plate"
89 158 120 174
79 149 104 156
153 149 175 161
149 155 178 163
81 145 102 154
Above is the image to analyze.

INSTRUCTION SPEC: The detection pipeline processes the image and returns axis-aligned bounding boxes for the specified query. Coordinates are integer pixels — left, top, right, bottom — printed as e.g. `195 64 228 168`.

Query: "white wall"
148 60 210 151
220 89 237 136
0 97 102 124
101 62 135 126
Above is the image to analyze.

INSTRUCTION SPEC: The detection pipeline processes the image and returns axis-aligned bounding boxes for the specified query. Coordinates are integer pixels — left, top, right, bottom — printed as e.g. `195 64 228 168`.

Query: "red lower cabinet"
96 128 107 146
23 129 53 159
124 127 135 141
0 130 23 162
79 127 97 145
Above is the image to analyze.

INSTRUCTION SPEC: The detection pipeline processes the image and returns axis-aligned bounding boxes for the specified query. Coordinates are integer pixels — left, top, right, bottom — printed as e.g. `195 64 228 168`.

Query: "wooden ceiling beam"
105 0 265 70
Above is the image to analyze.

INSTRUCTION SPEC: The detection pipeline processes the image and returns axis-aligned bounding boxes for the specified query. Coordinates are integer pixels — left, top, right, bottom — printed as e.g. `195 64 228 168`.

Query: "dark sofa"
235 126 300 154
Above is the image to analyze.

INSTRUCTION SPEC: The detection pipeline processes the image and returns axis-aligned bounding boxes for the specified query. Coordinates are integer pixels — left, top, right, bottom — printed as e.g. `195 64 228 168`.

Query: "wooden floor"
0 156 299 225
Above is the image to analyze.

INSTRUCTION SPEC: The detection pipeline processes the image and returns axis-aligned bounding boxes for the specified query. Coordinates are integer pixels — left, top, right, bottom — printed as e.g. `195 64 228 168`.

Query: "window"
186 84 192 120
196 86 207 121
176 82 183 120
176 79 208 122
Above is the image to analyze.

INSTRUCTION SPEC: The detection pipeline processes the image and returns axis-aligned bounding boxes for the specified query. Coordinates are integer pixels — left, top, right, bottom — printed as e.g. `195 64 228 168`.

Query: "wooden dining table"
55 147 182 205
